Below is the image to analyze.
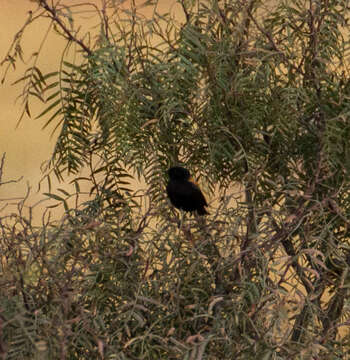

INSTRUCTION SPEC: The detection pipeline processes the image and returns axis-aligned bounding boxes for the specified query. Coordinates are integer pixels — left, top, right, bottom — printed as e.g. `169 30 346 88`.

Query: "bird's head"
168 166 191 181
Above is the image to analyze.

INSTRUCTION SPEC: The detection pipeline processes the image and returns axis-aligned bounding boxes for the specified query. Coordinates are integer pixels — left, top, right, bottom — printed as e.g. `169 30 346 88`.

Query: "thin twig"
38 0 92 56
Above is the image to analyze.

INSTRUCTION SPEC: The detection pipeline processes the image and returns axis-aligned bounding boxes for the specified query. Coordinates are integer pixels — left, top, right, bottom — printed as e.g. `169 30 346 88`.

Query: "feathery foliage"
1 0 350 358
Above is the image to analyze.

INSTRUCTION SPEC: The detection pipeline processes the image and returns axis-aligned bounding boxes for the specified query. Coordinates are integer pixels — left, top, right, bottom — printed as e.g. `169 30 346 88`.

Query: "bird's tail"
197 207 209 216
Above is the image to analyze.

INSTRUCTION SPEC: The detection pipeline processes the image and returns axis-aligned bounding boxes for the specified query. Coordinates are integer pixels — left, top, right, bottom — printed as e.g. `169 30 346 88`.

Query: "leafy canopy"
1 0 350 359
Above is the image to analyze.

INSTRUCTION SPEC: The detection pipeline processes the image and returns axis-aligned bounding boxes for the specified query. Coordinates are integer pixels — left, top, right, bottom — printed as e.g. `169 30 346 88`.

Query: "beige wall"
0 0 177 216
0 1 56 199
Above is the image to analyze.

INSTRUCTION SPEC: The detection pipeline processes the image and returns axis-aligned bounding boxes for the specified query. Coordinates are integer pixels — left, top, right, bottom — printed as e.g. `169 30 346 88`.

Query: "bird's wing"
188 181 208 207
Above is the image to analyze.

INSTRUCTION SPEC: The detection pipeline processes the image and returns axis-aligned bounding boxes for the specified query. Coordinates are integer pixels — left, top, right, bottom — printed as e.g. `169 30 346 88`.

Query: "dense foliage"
1 0 350 358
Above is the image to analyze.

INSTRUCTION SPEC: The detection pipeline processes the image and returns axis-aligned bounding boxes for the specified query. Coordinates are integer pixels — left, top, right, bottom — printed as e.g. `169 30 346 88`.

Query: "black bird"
166 166 208 215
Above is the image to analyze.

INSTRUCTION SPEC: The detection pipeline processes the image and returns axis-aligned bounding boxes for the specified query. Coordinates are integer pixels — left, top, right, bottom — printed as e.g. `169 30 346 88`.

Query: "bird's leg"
178 211 193 243
177 210 185 230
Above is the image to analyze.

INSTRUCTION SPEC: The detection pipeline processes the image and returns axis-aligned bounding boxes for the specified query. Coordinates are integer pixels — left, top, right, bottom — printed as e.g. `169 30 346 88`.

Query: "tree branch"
38 0 92 56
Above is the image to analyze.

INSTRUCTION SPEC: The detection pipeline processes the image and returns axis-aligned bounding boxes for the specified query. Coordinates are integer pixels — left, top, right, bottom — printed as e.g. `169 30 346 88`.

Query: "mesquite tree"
1 0 350 359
